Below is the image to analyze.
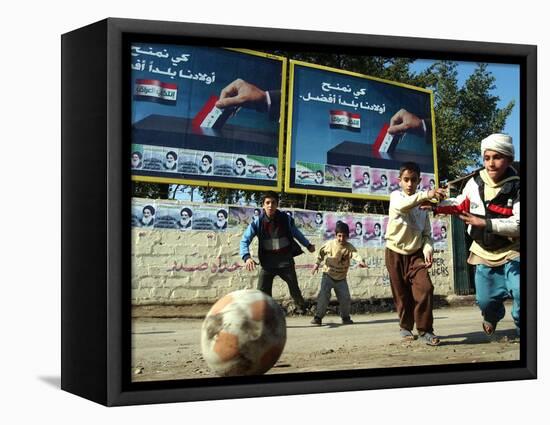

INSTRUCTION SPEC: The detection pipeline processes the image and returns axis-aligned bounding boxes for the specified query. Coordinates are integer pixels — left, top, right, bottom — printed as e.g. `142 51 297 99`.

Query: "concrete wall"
131 201 454 305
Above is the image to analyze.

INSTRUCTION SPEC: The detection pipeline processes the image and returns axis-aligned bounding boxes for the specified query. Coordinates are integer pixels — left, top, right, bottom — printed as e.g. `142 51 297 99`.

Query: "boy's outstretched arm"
391 188 446 214
240 218 258 266
421 214 434 268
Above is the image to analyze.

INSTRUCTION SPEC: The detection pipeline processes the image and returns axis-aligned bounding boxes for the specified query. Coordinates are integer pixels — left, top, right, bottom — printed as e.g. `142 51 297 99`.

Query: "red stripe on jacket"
486 204 513 216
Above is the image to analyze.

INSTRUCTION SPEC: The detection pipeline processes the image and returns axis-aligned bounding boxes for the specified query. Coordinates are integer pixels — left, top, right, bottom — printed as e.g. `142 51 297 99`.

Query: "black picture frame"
61 17 537 406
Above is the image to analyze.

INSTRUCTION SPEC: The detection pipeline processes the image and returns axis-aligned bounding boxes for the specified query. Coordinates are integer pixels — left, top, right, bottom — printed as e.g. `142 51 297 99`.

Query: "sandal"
399 329 415 341
419 331 441 346
482 320 496 336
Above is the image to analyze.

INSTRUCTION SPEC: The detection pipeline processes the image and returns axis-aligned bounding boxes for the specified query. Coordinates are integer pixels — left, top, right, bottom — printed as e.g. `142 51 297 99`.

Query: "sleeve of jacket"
390 190 430 214
421 213 434 256
487 189 520 238
289 216 311 248
239 218 258 261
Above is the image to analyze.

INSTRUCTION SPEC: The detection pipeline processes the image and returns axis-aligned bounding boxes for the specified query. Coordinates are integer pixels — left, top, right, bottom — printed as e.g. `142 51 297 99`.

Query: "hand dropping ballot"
193 95 240 129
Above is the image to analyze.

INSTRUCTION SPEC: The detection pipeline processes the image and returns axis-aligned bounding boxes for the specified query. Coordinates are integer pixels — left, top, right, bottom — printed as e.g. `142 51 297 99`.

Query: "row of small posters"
132 199 448 249
131 144 278 180
295 162 436 195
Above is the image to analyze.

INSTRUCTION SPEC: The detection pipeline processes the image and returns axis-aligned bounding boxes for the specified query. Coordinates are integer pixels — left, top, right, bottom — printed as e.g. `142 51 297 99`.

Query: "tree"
418 61 514 180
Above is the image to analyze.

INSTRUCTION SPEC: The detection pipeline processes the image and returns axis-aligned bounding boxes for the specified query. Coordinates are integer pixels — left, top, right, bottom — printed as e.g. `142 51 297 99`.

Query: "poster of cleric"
286 61 437 199
130 43 286 189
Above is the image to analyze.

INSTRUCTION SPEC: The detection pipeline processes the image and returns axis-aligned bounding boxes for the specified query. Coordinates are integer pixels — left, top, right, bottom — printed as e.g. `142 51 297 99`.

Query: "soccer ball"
201 289 287 376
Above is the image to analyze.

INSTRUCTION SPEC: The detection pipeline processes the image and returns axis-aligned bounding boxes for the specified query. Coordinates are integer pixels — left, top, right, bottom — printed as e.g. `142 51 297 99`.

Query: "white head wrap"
481 133 514 159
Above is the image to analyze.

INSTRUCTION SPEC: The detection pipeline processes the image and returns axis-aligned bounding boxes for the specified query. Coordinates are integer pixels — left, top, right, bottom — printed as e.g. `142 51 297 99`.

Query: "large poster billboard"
286 60 438 199
130 44 286 190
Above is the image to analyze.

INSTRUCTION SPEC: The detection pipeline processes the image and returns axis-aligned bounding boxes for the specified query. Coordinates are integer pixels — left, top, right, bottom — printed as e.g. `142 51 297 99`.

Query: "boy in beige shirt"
310 221 367 326
385 162 446 345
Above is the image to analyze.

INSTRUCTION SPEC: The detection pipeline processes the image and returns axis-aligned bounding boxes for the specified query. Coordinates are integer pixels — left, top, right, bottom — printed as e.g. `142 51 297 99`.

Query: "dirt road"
131 305 519 382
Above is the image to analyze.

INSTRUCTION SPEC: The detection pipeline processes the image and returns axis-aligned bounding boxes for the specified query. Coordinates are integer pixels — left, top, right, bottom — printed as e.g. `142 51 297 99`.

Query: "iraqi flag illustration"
329 110 361 132
134 79 178 105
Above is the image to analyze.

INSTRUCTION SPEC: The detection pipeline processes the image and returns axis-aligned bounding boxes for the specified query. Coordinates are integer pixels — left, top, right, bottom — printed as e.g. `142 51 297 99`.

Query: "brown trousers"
385 248 435 333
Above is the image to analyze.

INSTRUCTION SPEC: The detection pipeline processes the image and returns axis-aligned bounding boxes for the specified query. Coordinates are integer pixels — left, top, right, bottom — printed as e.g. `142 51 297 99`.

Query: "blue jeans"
475 259 520 329
315 273 351 319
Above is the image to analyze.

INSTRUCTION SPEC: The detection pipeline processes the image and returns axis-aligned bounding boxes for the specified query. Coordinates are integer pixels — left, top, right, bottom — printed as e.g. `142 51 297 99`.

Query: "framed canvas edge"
95 18 537 406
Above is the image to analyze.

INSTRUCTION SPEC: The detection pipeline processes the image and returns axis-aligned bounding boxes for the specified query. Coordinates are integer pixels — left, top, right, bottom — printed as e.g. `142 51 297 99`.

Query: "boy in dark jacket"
240 191 315 312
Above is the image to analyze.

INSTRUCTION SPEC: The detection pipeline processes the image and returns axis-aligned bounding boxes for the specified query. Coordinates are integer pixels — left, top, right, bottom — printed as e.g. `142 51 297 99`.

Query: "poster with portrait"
351 165 372 194
432 218 449 250
286 60 437 199
293 210 318 236
191 206 228 231
388 169 401 193
153 203 183 229
325 164 352 189
295 161 325 186
130 44 286 190
246 155 278 180
370 168 389 195
131 199 157 228
420 172 436 192
364 216 384 247
228 206 258 231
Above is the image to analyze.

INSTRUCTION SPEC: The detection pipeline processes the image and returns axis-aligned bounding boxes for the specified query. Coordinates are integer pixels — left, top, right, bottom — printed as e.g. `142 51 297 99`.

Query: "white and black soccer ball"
201 289 287 376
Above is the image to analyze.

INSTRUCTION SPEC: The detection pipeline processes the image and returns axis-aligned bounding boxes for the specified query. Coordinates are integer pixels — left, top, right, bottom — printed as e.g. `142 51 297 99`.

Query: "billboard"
130 44 287 190
286 60 438 199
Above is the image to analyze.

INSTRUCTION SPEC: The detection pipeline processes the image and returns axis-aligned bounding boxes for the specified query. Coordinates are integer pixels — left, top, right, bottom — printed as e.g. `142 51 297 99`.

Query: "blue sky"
410 60 520 160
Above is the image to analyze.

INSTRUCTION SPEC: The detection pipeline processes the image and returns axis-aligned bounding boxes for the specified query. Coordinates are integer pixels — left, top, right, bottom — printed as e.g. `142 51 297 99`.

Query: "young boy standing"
310 221 366 325
385 162 446 345
240 191 316 313
433 134 520 336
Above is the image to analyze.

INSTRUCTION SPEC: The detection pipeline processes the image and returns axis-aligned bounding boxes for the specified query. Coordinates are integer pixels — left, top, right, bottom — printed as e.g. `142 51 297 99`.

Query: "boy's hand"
358 261 368 268
424 250 433 268
307 244 316 253
245 258 256 271
311 264 319 275
459 212 486 228
427 188 447 201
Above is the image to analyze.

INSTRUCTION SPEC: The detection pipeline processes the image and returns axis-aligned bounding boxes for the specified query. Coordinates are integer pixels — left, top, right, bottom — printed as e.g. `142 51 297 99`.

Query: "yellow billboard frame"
285 59 439 201
131 47 288 192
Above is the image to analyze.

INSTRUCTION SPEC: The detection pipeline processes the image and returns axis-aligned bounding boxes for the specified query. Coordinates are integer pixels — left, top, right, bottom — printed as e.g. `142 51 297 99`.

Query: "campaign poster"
322 212 340 240
130 43 286 189
191 206 228 231
388 169 401 193
131 199 157 228
370 168 390 195
131 145 144 170
364 216 384 247
420 173 436 192
246 155 278 180
151 204 178 229
293 210 318 236
295 161 326 186
287 61 436 199
228 206 258 231
351 165 372 194
432 218 449 250
325 164 352 189
348 215 365 248
312 211 326 234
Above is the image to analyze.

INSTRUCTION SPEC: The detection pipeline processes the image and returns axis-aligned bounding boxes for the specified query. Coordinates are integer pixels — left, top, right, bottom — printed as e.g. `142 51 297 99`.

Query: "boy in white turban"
431 134 520 336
